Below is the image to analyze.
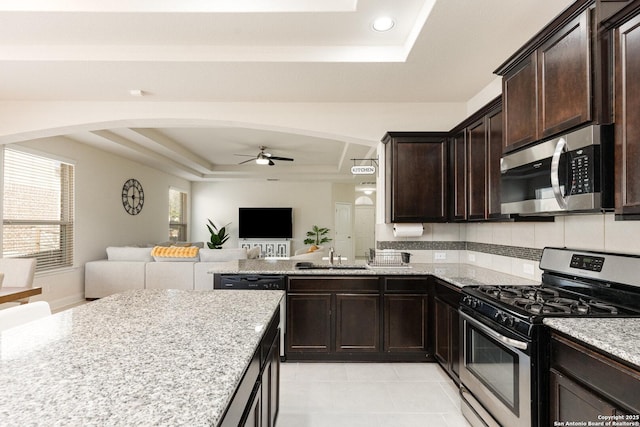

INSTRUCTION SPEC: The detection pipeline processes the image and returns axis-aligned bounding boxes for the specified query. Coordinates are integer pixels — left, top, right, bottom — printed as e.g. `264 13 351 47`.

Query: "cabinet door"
503 53 539 151
549 368 619 424
434 297 450 365
385 135 448 222
450 307 460 379
451 131 467 221
486 107 504 218
261 333 280 427
286 293 331 353
335 294 380 352
467 118 487 220
538 10 592 138
384 294 428 352
242 385 261 427
615 14 640 214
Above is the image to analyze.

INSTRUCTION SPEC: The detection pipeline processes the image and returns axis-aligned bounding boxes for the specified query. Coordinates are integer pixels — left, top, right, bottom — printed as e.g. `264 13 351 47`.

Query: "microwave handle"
550 137 568 210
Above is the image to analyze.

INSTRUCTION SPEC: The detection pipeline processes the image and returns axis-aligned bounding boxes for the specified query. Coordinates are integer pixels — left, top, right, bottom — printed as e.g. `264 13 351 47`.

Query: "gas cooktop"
472 285 631 316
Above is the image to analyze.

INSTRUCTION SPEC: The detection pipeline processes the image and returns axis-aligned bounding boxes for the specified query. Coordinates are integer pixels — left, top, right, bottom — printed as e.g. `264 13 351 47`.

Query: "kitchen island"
0 289 284 426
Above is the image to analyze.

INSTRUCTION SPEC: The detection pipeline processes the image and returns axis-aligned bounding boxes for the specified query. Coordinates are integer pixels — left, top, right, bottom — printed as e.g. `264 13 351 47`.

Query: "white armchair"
0 258 37 304
0 258 36 288
0 301 51 331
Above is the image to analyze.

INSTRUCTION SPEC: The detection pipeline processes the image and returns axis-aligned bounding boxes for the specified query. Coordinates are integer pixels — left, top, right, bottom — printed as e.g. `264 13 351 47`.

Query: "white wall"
191 180 333 254
10 136 190 310
0 101 467 147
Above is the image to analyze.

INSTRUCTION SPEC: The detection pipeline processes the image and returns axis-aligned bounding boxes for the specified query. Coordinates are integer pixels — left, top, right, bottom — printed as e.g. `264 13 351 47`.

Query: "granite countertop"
544 317 640 369
208 259 541 289
0 289 284 426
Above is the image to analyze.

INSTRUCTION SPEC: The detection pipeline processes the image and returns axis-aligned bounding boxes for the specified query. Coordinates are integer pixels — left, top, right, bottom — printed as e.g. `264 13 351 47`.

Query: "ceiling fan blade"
268 159 275 166
238 158 256 165
269 156 294 161
234 153 255 157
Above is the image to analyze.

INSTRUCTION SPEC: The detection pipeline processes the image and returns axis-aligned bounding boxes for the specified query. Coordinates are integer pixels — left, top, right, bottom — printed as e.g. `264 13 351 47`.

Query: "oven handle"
460 311 529 351
550 137 568 210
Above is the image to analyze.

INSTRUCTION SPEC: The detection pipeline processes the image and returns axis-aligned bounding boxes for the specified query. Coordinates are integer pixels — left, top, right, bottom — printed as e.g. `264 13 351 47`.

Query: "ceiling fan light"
256 157 270 165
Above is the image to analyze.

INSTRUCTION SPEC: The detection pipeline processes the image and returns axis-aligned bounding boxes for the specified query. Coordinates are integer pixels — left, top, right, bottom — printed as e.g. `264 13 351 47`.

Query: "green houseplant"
304 225 332 246
206 219 230 249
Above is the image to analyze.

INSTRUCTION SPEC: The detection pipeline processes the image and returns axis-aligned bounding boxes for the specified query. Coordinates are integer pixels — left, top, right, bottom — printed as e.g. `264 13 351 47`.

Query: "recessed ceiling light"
372 16 394 32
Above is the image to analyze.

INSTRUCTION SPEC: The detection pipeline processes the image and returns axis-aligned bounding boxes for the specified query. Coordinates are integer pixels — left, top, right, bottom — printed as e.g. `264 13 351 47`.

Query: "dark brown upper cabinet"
383 132 449 223
486 107 505 218
467 118 488 220
450 130 467 221
614 7 640 215
503 53 539 150
497 1 598 153
449 97 504 222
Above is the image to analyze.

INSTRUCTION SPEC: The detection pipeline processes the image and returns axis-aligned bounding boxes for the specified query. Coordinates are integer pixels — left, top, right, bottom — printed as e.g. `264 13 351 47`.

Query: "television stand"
240 240 290 258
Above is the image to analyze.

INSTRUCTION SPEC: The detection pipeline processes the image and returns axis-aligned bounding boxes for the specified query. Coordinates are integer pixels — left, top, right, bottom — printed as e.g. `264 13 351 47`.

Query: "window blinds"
3 148 75 272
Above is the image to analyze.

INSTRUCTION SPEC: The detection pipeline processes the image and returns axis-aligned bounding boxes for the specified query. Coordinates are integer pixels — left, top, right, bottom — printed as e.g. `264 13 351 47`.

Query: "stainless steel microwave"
500 125 614 215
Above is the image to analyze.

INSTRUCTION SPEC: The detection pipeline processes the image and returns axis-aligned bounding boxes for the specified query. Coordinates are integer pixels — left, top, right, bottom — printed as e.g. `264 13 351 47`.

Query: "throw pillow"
151 246 200 262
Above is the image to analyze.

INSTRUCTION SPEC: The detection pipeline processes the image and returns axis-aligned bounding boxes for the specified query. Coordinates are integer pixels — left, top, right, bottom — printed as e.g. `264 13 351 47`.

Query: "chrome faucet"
329 247 335 264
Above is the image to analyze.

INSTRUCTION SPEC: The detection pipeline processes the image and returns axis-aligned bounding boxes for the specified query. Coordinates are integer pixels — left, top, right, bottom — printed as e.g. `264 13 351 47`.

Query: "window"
169 188 187 242
3 148 75 272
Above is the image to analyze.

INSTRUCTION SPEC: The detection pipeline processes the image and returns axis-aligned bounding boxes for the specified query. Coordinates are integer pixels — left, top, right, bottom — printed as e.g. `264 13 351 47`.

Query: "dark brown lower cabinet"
286 276 381 360
384 294 428 352
336 293 380 352
549 332 640 425
433 279 461 383
286 275 433 361
286 293 331 353
549 368 619 423
221 309 280 427
261 331 280 427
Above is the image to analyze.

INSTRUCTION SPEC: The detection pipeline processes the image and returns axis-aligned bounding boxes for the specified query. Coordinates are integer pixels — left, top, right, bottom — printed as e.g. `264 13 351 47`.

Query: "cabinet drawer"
289 276 380 292
551 334 640 413
383 277 430 292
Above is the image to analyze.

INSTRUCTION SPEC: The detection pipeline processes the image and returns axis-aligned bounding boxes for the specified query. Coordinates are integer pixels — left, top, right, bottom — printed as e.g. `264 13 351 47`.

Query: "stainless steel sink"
294 262 367 270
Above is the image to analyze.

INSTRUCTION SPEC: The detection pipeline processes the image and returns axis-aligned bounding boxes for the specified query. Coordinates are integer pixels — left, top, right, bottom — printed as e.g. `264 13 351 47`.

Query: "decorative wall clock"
121 178 144 215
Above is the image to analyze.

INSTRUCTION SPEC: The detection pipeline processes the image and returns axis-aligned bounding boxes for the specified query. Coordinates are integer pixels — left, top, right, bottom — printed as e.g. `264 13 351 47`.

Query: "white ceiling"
0 0 575 182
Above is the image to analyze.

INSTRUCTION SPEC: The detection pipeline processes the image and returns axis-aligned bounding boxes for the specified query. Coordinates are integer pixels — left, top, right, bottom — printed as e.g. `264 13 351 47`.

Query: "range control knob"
464 296 479 308
504 317 515 328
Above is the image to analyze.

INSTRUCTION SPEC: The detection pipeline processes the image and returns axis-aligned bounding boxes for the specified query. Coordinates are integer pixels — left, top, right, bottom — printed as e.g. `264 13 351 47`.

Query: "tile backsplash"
377 213 640 281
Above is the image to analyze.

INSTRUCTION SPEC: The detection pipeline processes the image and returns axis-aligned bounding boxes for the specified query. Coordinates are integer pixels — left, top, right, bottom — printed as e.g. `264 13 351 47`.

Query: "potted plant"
207 219 230 249
304 225 332 246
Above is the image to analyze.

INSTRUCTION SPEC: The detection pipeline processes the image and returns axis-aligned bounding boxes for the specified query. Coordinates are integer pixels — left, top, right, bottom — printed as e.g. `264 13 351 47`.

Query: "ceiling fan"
235 145 294 166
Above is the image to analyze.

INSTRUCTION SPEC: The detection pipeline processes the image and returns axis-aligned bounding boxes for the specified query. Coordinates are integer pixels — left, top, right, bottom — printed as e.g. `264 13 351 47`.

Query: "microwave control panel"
569 146 597 195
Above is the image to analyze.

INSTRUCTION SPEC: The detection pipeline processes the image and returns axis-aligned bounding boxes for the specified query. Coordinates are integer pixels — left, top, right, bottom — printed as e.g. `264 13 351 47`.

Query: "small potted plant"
304 225 332 246
207 219 230 249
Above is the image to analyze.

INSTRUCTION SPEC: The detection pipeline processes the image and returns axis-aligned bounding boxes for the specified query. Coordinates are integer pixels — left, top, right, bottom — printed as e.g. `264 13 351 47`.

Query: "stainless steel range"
459 247 640 427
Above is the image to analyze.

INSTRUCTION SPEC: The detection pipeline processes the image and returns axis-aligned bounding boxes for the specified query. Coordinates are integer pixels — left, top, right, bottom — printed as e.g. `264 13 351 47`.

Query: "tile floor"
278 362 472 427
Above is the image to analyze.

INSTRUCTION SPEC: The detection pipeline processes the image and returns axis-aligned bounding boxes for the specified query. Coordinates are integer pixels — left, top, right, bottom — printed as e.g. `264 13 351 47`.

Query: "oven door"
459 310 531 427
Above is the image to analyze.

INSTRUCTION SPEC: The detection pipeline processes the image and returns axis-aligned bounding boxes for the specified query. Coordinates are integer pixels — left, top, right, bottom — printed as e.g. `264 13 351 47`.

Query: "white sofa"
85 246 253 298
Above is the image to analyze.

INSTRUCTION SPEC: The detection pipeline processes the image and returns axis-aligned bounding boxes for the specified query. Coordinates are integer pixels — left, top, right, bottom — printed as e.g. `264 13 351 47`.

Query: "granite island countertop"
208 259 541 289
544 317 640 369
0 289 284 426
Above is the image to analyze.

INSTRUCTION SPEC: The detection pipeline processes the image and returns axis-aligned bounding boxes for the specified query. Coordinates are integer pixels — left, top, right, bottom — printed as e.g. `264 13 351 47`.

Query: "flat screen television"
238 207 293 239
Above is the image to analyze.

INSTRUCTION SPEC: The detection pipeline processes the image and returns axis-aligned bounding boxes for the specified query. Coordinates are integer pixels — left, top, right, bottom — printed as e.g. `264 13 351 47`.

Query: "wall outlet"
434 252 447 261
523 264 535 275
468 253 476 262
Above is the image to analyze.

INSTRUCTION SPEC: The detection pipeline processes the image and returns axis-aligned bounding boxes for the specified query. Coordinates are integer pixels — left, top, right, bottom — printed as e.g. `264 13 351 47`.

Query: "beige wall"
4 136 191 310
191 180 334 255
